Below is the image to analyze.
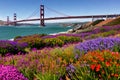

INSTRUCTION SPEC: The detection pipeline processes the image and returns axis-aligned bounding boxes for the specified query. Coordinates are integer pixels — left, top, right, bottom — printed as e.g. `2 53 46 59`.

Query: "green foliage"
34 72 59 80
99 27 107 32
91 19 104 26
17 37 44 49
72 66 96 80
20 68 35 80
86 30 117 39
0 48 8 55
39 34 47 37
57 36 81 44
14 36 22 40
113 44 120 52
15 34 82 49
44 38 64 47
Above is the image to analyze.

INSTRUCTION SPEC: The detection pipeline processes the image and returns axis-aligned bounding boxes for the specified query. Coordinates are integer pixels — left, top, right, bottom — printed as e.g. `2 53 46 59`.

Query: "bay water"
0 23 72 40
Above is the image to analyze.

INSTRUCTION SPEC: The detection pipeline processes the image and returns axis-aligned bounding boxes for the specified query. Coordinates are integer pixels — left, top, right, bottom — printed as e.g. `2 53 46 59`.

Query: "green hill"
105 16 120 26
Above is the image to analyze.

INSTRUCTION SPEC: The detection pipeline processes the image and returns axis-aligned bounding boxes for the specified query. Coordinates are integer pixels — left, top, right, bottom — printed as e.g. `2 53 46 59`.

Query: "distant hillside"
104 16 120 26
69 16 120 34
0 20 5 25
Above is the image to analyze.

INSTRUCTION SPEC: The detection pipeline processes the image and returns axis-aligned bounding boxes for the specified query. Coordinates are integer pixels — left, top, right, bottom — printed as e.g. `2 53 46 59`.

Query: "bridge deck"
10 14 120 23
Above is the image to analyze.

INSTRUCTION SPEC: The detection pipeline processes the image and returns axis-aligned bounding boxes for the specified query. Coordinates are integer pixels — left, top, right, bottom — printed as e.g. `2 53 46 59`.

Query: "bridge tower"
40 5 45 26
7 16 9 25
14 13 17 26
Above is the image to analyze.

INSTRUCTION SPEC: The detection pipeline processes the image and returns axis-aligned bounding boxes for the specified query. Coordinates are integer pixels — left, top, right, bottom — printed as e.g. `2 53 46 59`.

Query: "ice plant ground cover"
0 65 28 80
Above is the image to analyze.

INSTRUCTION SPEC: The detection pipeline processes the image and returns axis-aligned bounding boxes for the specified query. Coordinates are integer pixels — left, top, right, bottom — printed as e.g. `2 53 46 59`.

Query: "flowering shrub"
75 37 120 54
80 50 120 79
0 44 77 79
0 40 28 56
57 35 81 44
16 36 44 49
0 65 28 80
16 34 82 48
44 38 64 47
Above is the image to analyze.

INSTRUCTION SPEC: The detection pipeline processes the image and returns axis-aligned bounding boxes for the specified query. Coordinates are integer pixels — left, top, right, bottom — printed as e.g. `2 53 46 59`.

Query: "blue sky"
0 0 120 22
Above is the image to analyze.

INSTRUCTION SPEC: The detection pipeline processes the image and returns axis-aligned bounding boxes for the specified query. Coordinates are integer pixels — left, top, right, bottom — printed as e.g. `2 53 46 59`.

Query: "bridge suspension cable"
25 7 40 19
45 6 70 17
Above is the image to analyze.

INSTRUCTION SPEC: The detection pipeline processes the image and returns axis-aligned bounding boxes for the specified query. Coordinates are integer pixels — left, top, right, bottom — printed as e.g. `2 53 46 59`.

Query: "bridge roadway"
12 14 120 23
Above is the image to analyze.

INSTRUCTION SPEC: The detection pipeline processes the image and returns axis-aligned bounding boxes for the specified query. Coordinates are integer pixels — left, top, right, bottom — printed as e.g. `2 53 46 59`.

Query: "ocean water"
0 23 72 40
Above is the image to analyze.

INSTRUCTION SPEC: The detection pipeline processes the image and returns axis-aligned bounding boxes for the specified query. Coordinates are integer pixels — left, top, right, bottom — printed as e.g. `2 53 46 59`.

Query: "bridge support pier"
14 13 17 26
7 16 9 25
92 16 95 22
40 5 45 26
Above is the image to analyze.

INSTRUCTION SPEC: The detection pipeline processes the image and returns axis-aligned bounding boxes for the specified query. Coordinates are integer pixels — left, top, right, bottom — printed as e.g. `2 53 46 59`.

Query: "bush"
90 19 104 26
113 44 120 52
0 65 28 80
14 36 22 40
44 38 64 47
57 35 81 44
0 40 28 56
17 37 44 49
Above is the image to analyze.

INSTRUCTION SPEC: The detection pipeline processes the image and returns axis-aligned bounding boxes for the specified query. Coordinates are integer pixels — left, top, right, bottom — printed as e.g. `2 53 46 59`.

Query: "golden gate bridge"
6 5 120 26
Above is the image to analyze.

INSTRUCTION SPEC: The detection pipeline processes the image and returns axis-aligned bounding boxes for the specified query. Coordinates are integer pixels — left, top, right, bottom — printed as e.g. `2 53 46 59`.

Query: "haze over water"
0 24 72 40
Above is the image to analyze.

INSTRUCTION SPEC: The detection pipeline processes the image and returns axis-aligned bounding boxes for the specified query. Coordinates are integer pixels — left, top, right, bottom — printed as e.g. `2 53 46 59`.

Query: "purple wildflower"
0 65 28 80
75 37 120 54
66 64 75 73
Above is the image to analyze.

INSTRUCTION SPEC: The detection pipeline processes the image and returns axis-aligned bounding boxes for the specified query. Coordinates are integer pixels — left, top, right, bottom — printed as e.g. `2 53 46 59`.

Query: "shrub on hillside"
90 19 104 26
113 43 120 52
14 36 22 40
17 37 44 49
44 38 64 47
0 40 28 56
57 35 81 44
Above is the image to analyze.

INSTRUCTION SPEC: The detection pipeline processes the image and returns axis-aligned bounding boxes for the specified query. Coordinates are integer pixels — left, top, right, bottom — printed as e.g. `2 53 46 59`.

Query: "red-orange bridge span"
14 14 120 23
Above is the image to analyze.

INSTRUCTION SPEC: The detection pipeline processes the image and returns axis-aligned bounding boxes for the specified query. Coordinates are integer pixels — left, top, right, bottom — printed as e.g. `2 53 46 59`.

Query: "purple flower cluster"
0 40 28 55
0 65 28 80
66 64 75 73
75 37 120 54
0 40 28 49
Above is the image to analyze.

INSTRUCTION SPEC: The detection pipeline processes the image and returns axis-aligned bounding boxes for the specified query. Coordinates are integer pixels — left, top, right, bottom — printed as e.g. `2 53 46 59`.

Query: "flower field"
0 25 120 80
